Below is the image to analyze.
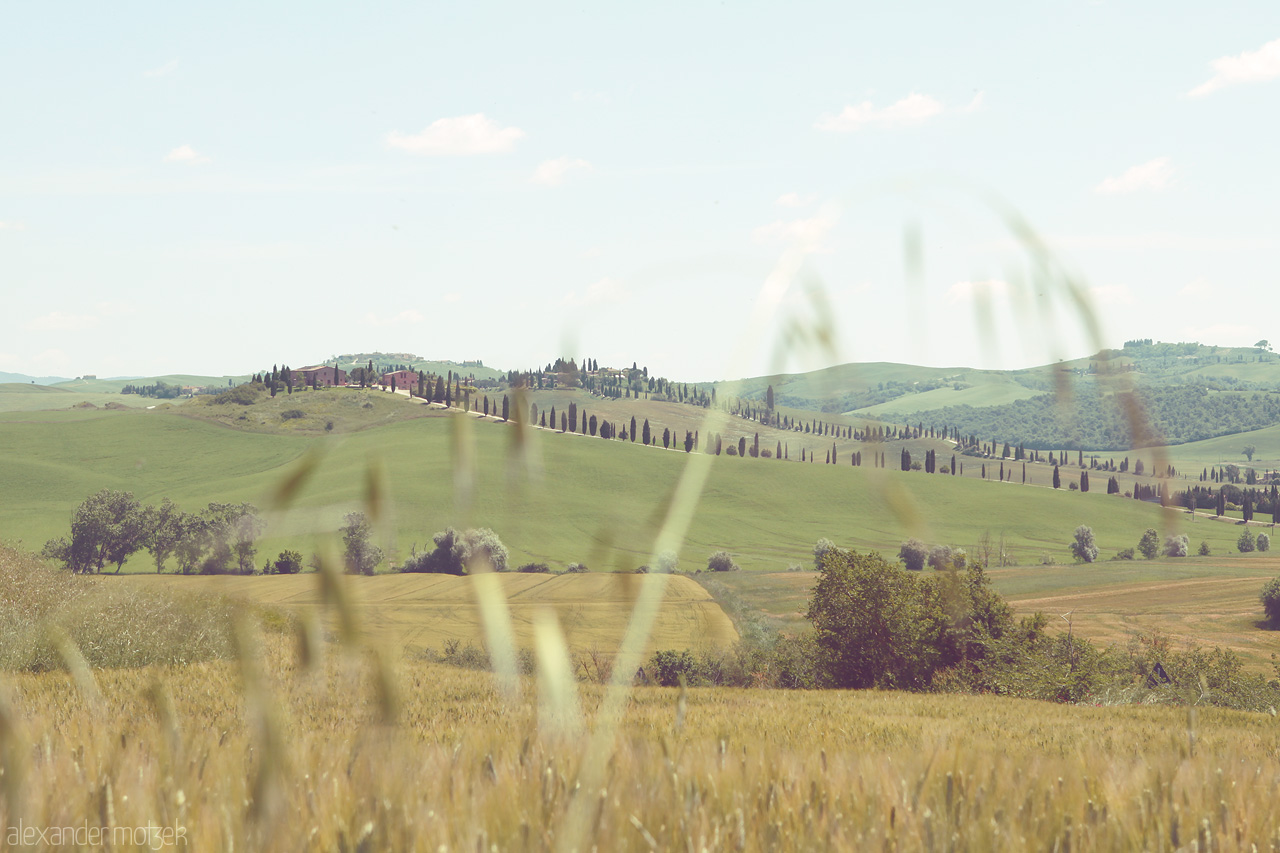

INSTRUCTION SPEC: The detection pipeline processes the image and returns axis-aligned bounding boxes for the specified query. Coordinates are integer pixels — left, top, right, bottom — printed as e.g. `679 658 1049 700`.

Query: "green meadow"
0 392 1258 574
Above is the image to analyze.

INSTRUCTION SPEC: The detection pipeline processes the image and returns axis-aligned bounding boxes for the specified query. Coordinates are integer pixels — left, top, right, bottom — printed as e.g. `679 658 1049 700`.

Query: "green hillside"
0 400 1254 574
52 373 249 394
0 383 158 414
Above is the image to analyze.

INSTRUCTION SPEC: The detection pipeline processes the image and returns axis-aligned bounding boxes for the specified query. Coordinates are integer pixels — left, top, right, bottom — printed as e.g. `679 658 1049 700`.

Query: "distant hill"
718 342 1280 416
52 374 249 394
0 372 71 385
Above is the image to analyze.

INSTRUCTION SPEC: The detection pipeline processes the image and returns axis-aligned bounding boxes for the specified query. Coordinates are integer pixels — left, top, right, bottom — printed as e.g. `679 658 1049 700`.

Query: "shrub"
725 445 738 456
1137 529 1159 560
927 545 966 571
211 384 263 405
655 551 678 574
939 465 950 474
280 409 305 420
1261 577 1280 626
273 549 303 574
898 538 927 571
707 551 740 572
1114 548 1135 560
1070 526 1098 563
1162 534 1189 558
341 512 383 575
635 565 650 574
649 649 697 686
1198 541 1211 556
1259 533 1271 552
402 527 508 574
517 562 550 573
1238 529 1256 553
564 562 589 573
813 538 837 569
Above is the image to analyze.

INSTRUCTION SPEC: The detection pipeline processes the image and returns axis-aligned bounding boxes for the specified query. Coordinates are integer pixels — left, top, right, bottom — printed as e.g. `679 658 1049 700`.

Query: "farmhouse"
293 365 347 387
381 369 418 392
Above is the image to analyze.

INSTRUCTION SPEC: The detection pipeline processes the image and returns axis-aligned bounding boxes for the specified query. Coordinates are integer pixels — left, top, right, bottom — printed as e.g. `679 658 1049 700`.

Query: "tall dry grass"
3 633 1280 851
0 543 236 672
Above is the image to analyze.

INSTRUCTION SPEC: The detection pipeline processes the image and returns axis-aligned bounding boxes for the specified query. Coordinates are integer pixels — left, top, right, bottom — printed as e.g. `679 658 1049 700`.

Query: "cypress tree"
1052 465 1061 489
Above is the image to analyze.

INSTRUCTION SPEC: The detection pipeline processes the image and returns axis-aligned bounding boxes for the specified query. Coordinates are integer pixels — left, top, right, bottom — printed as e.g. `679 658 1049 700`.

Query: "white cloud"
1179 279 1216 299
563 277 629 308
815 93 945 131
164 145 211 165
1094 157 1174 194
0 221 26 231
752 210 838 253
25 312 101 332
362 309 424 327
963 90 985 112
531 156 592 186
386 114 524 156
776 192 816 208
1089 284 1135 306
1182 322 1259 344
443 293 461 304
947 279 1009 305
95 301 136 317
1042 233 1271 252
143 60 178 78
1188 37 1280 98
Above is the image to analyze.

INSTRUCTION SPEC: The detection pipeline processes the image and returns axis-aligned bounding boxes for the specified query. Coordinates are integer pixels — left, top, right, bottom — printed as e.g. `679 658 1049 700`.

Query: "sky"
2 2 1278 382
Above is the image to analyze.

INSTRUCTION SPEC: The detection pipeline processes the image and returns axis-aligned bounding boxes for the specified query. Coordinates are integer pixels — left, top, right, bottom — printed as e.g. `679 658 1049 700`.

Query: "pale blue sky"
3 2 1277 380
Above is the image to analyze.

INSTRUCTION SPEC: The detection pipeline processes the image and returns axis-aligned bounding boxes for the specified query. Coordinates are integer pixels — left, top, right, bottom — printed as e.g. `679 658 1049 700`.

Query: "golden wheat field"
5 632 1280 852
124 572 737 657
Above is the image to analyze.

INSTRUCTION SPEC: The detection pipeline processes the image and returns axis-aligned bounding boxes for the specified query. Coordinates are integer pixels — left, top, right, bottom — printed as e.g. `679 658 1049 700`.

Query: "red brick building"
293 365 347 387
381 369 418 393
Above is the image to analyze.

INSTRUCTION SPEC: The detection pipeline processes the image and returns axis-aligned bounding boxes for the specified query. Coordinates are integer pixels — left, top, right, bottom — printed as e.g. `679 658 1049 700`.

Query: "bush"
517 562 550 573
273 549 303 574
634 565 649 574
341 512 383 575
898 538 928 571
655 551 678 574
927 545 965 571
1259 533 1271 552
1198 541 1211 556
1114 548 1135 560
211 384 263 405
707 551 740 572
402 527 509 574
1138 529 1159 560
813 538 837 570
280 409 305 420
649 649 698 686
1070 526 1098 563
564 562 589 573
1162 534 1189 558
1238 529 1256 553
1261 577 1280 626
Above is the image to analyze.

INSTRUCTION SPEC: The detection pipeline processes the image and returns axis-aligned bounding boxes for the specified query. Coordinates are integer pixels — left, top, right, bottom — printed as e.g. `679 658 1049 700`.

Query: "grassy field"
712 552 1280 670
0 383 158 414
128 572 737 656
0 394 1256 573
852 375 1041 417
5 627 1280 850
